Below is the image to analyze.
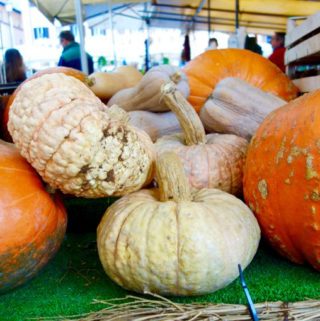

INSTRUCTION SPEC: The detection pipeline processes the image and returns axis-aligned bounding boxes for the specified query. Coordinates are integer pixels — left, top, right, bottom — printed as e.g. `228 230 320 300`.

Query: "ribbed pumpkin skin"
0 141 67 292
97 188 260 296
1 67 87 142
156 133 248 195
243 91 320 270
183 49 299 112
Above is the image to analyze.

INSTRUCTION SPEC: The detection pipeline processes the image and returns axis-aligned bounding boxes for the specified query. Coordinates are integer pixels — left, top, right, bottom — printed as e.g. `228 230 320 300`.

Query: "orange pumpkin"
0 140 67 292
243 90 320 271
183 49 299 112
1 67 88 142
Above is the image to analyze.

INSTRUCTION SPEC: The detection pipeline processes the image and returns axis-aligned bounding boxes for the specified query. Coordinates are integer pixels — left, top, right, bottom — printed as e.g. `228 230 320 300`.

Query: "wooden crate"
285 11 320 93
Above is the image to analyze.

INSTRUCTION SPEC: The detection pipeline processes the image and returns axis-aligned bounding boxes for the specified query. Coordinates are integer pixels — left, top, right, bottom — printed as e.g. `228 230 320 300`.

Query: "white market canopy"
30 0 320 34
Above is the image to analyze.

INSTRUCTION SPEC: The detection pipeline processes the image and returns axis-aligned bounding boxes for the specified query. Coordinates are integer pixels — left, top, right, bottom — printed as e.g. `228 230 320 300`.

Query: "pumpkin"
1 66 88 142
184 49 299 112
97 152 260 296
128 110 181 142
200 77 286 140
108 65 189 112
8 73 155 198
243 90 320 270
88 66 143 101
155 82 248 195
0 140 67 292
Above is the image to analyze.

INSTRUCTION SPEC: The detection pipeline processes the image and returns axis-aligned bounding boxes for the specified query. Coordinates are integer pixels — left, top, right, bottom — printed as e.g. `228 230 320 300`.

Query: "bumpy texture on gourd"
97 152 260 296
8 73 154 198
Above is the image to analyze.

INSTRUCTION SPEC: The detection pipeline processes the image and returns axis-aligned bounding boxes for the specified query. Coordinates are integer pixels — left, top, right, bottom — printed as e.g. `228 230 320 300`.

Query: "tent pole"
207 0 211 38
235 0 240 29
74 0 89 74
109 1 117 67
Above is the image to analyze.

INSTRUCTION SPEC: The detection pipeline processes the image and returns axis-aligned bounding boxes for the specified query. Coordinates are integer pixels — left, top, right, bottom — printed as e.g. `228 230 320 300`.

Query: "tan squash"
97 152 260 296
8 73 155 198
128 110 181 142
108 65 189 112
200 77 286 140
155 82 248 195
88 66 143 101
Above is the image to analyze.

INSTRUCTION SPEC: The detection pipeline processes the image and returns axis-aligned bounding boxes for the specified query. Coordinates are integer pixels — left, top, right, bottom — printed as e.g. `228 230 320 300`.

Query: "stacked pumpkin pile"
0 48 319 301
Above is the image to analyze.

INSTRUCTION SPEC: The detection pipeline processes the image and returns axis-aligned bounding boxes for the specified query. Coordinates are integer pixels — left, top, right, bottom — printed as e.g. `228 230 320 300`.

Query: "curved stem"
161 82 206 146
156 152 191 202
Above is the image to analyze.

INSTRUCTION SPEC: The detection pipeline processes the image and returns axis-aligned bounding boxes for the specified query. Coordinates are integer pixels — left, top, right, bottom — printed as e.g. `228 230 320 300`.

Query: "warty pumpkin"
243 90 320 271
0 140 67 292
97 152 260 296
155 82 248 195
108 65 189 112
128 110 181 142
8 73 155 198
184 49 299 112
88 66 143 101
1 66 89 143
200 77 286 140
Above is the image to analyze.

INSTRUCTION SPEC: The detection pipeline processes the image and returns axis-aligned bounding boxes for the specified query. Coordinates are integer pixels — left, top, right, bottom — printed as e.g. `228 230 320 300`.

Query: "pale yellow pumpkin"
108 65 189 112
155 83 248 195
88 66 143 101
8 73 154 198
97 152 260 296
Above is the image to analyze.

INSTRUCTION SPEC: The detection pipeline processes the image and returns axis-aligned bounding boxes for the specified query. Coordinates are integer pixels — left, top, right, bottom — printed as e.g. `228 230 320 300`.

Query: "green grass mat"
0 198 320 321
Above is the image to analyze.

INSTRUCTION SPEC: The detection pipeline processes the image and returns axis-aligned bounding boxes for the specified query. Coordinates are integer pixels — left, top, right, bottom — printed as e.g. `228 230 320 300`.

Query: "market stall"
1 1 320 321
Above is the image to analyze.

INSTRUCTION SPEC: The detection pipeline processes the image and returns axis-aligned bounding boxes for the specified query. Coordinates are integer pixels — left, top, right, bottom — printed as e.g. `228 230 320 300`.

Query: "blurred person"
244 35 262 55
58 30 94 74
4 48 27 83
207 37 218 50
268 32 286 73
180 34 191 66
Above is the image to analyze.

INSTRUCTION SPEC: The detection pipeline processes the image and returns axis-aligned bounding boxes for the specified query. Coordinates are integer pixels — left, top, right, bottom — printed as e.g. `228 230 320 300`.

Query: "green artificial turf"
0 198 320 321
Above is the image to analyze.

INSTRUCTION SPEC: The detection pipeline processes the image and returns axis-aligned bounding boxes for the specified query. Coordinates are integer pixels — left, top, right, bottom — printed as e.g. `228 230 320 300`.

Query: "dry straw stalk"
38 293 320 321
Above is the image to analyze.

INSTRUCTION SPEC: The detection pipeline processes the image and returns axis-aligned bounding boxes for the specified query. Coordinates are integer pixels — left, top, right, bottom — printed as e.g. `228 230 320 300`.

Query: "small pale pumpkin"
0 140 67 292
88 66 143 101
97 152 260 296
108 65 189 112
8 73 155 198
155 82 248 195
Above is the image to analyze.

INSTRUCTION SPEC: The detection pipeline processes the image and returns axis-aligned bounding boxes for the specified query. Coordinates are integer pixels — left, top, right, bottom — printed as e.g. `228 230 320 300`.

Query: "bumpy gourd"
0 140 67 292
8 73 155 198
155 82 248 195
97 152 260 296
108 65 189 112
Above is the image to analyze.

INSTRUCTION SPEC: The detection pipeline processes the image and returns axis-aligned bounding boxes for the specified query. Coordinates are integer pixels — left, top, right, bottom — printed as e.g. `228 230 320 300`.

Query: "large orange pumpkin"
243 90 320 271
1 66 88 142
0 140 67 292
183 49 299 112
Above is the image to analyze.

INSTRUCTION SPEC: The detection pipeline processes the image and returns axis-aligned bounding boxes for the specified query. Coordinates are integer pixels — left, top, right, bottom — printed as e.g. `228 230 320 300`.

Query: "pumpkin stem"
161 82 206 146
170 72 182 84
156 152 192 202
